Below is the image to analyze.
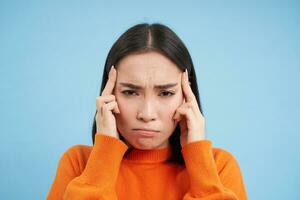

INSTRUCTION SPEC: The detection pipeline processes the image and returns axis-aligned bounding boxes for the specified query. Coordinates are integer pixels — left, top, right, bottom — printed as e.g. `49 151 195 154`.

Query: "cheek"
114 96 135 123
164 96 184 119
116 97 127 112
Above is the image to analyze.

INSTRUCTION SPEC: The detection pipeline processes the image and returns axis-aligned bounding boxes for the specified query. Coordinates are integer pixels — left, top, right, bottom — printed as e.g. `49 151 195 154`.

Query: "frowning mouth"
132 129 159 137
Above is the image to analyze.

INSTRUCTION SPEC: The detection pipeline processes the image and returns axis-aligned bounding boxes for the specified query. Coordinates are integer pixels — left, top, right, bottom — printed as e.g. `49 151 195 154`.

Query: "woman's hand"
173 69 206 147
96 66 120 139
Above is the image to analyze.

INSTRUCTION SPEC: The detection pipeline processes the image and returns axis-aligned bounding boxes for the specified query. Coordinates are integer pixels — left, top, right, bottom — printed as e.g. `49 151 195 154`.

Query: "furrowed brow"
119 82 178 90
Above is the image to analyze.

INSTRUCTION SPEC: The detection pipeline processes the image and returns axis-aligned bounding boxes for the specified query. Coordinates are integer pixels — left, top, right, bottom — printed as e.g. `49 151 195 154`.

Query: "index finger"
101 65 117 96
181 69 195 102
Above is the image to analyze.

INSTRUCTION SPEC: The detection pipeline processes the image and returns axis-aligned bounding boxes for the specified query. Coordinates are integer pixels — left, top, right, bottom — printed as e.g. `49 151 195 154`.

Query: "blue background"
1 1 299 199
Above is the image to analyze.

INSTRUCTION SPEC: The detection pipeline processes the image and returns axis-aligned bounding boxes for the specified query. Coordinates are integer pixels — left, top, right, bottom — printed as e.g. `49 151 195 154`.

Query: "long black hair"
92 23 204 165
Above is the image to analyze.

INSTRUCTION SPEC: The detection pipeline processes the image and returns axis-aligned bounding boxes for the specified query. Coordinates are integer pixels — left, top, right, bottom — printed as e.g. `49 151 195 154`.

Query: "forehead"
116 51 182 83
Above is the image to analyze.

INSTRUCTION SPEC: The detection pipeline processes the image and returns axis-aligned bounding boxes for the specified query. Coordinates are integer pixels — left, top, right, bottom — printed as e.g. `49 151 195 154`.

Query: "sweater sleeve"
181 140 248 200
47 133 128 200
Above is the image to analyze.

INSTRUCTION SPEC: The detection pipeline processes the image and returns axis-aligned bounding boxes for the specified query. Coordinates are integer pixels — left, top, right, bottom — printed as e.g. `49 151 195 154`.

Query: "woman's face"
113 51 184 150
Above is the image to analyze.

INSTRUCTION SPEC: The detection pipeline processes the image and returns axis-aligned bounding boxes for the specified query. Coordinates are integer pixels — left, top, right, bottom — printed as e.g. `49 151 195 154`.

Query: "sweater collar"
123 145 172 163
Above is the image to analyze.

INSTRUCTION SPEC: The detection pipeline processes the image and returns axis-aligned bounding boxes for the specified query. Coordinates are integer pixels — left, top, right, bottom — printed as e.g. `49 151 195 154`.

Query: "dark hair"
91 23 204 165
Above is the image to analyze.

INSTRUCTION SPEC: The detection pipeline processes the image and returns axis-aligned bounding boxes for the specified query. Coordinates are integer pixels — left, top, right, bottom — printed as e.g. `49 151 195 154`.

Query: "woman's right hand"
96 65 120 139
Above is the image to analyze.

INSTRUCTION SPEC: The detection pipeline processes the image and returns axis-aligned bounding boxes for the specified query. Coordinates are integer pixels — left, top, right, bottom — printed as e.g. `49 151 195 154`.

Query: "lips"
133 128 159 132
132 129 159 137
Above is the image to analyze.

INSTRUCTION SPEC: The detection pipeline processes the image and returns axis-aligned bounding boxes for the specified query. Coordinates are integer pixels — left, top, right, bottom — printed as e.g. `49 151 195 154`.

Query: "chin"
132 142 156 150
135 146 153 150
134 139 168 150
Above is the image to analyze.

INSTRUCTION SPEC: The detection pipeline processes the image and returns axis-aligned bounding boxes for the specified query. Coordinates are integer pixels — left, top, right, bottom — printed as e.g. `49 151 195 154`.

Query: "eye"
159 91 175 97
122 90 138 96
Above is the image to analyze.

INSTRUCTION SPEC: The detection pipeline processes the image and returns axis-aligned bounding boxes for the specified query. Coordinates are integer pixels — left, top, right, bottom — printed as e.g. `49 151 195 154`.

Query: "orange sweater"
47 133 248 200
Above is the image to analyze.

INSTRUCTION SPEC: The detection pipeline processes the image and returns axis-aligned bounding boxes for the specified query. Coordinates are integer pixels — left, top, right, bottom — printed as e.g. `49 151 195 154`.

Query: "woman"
47 23 248 200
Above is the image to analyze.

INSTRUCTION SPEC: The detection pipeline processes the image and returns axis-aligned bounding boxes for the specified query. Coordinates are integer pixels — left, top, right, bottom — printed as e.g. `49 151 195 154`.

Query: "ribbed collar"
123 145 173 164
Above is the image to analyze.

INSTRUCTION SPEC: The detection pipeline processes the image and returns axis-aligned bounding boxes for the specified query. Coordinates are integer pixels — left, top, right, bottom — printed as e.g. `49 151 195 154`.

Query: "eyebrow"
119 82 178 90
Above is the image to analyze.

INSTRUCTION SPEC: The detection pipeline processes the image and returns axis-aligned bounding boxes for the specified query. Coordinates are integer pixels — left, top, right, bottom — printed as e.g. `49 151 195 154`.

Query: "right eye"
122 90 138 96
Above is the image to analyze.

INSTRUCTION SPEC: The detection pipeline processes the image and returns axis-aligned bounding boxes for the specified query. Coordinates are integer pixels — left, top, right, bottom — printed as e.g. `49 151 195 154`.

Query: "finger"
101 65 117 96
182 70 202 116
96 95 115 110
173 103 192 120
176 106 195 126
102 101 118 117
173 99 191 121
173 111 182 122
181 69 196 102
114 103 120 114
96 96 120 116
173 105 191 122
109 101 120 114
173 93 187 121
173 103 184 121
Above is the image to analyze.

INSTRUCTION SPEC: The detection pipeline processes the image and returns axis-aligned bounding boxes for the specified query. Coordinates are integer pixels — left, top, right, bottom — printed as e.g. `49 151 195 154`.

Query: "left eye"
160 91 174 97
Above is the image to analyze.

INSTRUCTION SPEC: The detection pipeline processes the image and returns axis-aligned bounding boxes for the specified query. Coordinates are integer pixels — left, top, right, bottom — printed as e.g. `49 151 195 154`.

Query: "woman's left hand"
173 69 206 147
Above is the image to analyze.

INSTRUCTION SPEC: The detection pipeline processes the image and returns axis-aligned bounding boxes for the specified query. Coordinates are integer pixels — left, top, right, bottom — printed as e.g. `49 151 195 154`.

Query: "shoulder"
64 144 93 158
212 146 242 173
212 146 236 160
58 144 93 175
63 144 93 163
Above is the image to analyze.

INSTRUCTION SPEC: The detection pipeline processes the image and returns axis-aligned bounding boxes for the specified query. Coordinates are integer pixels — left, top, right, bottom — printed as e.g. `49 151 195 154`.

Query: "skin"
96 51 205 150
113 51 184 150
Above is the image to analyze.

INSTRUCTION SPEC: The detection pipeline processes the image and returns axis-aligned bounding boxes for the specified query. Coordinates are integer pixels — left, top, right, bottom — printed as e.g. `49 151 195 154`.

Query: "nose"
136 98 157 122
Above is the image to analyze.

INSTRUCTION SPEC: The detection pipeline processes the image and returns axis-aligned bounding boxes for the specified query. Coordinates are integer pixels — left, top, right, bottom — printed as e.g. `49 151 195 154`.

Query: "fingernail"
185 69 188 79
112 65 116 74
109 66 114 77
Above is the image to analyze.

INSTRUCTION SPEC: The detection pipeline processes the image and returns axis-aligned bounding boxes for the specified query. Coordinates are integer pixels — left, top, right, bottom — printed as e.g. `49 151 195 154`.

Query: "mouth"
132 129 160 137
